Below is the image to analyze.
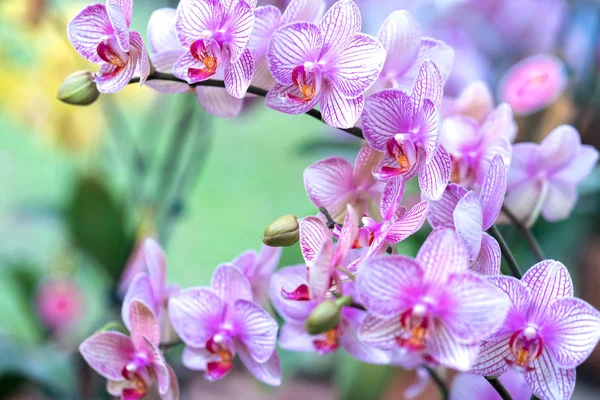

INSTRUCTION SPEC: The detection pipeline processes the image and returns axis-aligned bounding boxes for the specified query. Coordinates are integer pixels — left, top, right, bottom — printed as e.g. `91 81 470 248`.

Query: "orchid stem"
488 224 523 279
319 206 337 229
159 340 183 350
485 377 513 400
129 72 365 139
423 365 449 400
501 206 546 262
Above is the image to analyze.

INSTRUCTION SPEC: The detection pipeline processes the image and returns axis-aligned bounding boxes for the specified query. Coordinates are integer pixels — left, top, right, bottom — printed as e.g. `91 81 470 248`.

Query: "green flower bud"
305 299 342 334
262 214 299 247
57 71 100 106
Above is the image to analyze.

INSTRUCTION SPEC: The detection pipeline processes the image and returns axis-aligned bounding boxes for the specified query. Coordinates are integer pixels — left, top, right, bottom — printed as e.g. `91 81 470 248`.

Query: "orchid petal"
321 90 364 129
95 49 138 93
384 201 428 243
428 183 467 229
67 4 113 63
163 365 180 400
224 48 254 98
299 216 331 263
479 155 507 230
148 8 180 54
130 31 150 85
443 80 493 123
129 301 160 349
522 260 573 320
503 180 546 225
79 331 135 381
453 191 483 261
232 250 257 277
353 142 384 188
553 145 598 184
537 125 580 174
181 346 212 370
265 82 321 114
362 89 412 151
469 333 511 376
269 265 317 322
412 38 454 83
411 60 444 112
211 264 253 304
225 0 254 63
278 322 317 351
339 309 391 364
380 177 405 221
419 144 451 201
541 181 577 222
248 6 281 58
428 323 480 371
237 345 282 386
417 227 469 282
281 0 326 25
144 337 170 395
507 143 538 190
487 275 531 332
122 273 158 332
377 10 420 76
525 352 575 400
319 0 361 60
470 233 501 275
334 204 359 265
308 239 334 301
196 86 244 117
358 314 402 350
139 238 166 300
106 0 130 52
176 0 224 48
438 115 479 155
148 51 190 92
233 299 278 363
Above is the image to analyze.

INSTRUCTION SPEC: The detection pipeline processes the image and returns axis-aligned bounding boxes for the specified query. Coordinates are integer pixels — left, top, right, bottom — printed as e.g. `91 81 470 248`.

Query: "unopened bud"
57 70 100 106
262 214 299 247
305 299 342 334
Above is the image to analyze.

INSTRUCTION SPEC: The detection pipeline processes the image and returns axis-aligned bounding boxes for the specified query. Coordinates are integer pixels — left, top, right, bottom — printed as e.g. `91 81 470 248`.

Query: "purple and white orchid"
362 60 451 200
471 260 600 400
266 0 386 128
428 155 507 275
356 227 510 371
441 80 494 125
231 244 282 307
504 125 599 226
168 264 281 386
67 0 150 93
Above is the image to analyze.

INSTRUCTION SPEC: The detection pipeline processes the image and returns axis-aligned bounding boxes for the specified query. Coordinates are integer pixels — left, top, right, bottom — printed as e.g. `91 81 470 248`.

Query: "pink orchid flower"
303 143 384 223
362 60 451 200
67 0 150 93
499 54 567 116
441 81 494 125
36 278 84 332
231 244 282 307
505 125 599 226
356 227 510 371
173 0 256 100
168 264 281 386
451 370 531 400
471 260 600 400
428 155 507 275
248 0 326 90
80 301 178 400
370 10 454 94
266 0 386 129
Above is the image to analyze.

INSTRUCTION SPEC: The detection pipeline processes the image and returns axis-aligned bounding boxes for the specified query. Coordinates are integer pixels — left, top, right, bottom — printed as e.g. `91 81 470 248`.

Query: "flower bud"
262 214 299 247
305 299 342 334
57 70 100 106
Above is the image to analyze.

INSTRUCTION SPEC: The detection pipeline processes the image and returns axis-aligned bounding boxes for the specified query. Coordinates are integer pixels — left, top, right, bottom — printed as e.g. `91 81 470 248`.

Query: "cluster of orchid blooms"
65 0 600 399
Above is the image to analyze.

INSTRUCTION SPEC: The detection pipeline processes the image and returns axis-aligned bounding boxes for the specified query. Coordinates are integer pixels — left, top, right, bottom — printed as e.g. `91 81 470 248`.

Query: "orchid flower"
231 244 282 307
471 260 600 400
370 10 454 94
266 0 386 128
428 155 507 275
303 143 383 223
441 81 494 125
173 0 255 100
356 227 510 371
362 60 451 200
168 264 281 386
249 0 326 90
504 125 599 226
67 0 150 93
451 370 531 400
35 278 83 332
80 301 178 400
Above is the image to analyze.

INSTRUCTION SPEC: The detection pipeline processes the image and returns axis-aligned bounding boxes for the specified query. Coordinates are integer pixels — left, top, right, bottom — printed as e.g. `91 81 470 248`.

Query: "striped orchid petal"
269 265 317 323
428 183 468 229
80 331 135 381
148 51 190 92
469 333 512 376
224 0 254 63
411 60 444 113
525 352 575 400
299 216 331 263
319 0 361 59
453 191 483 261
281 0 326 25
522 260 573 320
106 0 130 51
417 227 469 282
363 89 412 151
479 155 507 230
307 239 334 301
176 0 224 48
95 47 139 93
377 10 420 77
358 314 402 350
233 299 278 363
196 86 244 117
384 200 428 243
224 48 254 98
411 38 454 83
211 264 253 304
148 8 181 55
237 346 282 386
427 323 480 371
130 31 150 85
248 5 281 61
380 177 405 221
67 4 113 63
320 88 364 129
418 144 451 201
470 232 501 275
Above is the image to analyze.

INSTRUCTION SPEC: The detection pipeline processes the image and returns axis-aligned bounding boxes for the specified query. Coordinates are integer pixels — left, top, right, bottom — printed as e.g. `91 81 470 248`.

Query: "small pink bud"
35 278 83 331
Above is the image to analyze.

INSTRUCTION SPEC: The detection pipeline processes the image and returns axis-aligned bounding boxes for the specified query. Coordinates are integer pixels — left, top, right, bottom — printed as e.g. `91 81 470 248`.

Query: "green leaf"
335 352 395 400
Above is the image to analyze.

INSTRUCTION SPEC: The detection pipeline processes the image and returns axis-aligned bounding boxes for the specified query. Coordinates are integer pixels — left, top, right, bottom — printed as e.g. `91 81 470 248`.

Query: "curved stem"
130 72 364 139
487 224 523 279
485 377 514 400
423 366 449 400
159 340 183 350
501 206 546 262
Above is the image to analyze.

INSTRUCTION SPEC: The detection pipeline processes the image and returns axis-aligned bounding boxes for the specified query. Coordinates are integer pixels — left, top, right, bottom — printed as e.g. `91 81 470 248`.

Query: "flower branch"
487 224 523 279
501 206 546 262
485 377 513 400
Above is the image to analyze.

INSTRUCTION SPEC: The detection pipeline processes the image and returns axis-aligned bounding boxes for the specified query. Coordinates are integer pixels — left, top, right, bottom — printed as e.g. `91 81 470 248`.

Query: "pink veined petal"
553 145 599 184
211 264 253 304
299 216 331 263
355 255 423 317
477 136 513 188
163 365 180 400
507 143 538 191
333 204 360 265
267 22 323 85
453 191 484 261
269 265 317 322
106 0 130 52
537 125 581 174
522 260 573 319
319 0 361 61
144 337 170 395
248 5 281 57
176 0 224 48
427 183 468 229
353 142 384 189
362 89 412 151
67 4 113 63
487 275 531 332
358 314 402 350
384 200 428 243
122 273 158 332
479 155 507 230
95 49 138 93
231 250 258 277
303 157 355 223
251 54 276 89
417 227 469 283
308 239 334 301
419 144 451 201
278 322 317 351
79 331 135 381
139 238 167 302
254 245 282 277
380 177 406 221
128 301 161 349
330 33 386 98
470 232 501 275
525 352 576 400
377 10 420 76
237 345 282 386
541 181 577 222
167 287 224 348
195 86 244 117
469 333 512 376
411 60 444 113
232 299 278 363
427 322 480 371
545 297 600 369
147 8 181 54
265 82 321 114
416 99 441 164
181 346 213 370
282 0 325 24
339 309 391 364
224 48 255 98
320 89 364 129
129 31 151 85
224 0 254 63
411 38 454 83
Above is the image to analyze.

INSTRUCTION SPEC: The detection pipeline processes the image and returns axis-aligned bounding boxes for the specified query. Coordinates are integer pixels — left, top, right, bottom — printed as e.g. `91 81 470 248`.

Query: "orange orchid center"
188 39 220 81
97 41 127 68
313 328 340 354
396 304 429 351
509 327 544 370
291 64 318 103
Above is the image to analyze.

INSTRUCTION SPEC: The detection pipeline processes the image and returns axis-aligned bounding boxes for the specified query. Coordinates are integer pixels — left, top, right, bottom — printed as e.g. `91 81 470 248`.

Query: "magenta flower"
362 60 451 200
80 301 178 400
168 264 281 386
248 0 326 90
471 260 600 400
356 227 509 371
428 155 507 275
451 370 531 400
370 10 454 94
36 278 83 332
304 143 384 223
499 54 567 116
67 0 150 93
505 125 599 226
441 81 494 125
173 0 255 99
265 0 386 128
231 244 282 306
